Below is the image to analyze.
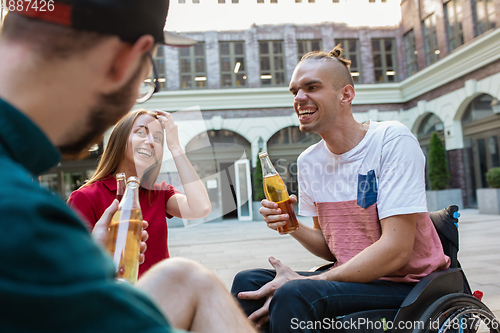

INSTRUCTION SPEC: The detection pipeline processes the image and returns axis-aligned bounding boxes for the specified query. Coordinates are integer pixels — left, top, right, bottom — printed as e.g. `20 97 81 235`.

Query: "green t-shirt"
0 99 179 332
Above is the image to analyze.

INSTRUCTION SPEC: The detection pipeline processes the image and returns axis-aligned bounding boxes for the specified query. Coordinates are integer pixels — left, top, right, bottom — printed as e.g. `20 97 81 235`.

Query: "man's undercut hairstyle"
300 43 355 88
1 12 110 61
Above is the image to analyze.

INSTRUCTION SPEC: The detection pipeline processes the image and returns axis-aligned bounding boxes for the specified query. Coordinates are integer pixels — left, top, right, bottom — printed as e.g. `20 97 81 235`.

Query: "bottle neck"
120 181 141 210
117 179 126 197
260 155 278 178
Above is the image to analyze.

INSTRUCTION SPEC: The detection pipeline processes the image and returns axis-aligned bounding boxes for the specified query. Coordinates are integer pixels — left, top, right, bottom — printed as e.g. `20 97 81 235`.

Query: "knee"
146 257 216 291
231 269 260 294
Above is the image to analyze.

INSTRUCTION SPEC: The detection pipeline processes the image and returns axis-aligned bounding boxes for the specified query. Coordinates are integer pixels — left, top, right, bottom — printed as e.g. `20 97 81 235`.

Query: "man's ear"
340 85 355 105
102 35 155 93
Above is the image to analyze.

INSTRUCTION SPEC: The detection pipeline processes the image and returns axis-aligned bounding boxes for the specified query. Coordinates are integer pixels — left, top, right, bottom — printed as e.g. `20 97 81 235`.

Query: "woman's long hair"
81 110 164 190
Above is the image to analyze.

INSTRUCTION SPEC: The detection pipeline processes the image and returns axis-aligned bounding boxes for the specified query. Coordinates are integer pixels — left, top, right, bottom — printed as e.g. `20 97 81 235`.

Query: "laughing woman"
68 109 211 277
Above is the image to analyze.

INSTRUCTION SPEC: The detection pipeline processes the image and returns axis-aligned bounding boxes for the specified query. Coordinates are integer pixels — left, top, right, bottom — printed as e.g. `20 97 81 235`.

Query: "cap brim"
164 31 197 46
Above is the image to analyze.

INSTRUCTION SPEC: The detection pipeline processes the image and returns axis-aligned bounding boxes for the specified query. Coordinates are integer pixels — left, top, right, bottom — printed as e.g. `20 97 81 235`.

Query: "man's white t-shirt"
297 120 450 283
298 120 428 219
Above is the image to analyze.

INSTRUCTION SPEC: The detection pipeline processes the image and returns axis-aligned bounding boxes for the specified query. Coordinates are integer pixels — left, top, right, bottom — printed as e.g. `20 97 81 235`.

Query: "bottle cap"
116 173 126 180
259 151 269 158
127 176 140 184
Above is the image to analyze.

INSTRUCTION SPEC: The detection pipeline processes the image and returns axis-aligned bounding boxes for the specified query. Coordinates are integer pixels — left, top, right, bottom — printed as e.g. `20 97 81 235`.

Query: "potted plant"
253 150 266 221
477 167 500 214
426 132 463 211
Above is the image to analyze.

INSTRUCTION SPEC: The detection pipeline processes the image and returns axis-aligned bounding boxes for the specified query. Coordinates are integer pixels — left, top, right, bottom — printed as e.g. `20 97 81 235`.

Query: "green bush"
486 167 500 188
428 132 450 191
253 150 266 201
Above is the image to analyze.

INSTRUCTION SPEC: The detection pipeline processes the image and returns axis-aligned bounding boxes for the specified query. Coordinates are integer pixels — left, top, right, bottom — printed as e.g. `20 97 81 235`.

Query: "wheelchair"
311 205 499 333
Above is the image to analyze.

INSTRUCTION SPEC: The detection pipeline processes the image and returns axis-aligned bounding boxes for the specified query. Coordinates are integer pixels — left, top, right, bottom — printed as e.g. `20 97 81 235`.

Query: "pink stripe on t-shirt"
315 201 450 283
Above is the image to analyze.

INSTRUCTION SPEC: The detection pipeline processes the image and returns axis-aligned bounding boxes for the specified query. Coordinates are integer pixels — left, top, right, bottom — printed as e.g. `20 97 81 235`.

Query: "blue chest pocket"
357 170 378 209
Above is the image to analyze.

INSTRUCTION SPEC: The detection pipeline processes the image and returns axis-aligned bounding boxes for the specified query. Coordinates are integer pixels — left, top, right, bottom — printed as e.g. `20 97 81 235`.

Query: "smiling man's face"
289 60 341 135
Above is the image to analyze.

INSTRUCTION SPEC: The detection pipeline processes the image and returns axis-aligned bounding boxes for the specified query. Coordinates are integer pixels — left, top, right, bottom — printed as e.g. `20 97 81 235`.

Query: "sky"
165 0 402 33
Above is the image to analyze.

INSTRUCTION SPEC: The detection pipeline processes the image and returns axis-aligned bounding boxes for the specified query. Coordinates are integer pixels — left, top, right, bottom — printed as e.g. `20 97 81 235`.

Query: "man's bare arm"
312 213 418 283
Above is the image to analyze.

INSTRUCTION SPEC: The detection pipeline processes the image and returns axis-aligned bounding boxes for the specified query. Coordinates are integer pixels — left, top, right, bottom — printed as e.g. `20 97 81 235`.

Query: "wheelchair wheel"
414 293 500 333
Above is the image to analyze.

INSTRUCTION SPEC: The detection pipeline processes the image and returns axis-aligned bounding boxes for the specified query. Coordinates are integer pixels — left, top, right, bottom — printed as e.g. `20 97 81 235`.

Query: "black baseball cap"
15 0 171 44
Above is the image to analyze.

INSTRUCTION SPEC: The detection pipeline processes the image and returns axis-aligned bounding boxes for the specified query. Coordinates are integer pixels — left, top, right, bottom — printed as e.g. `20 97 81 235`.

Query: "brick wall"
403 57 500 110
462 0 476 43
400 0 500 78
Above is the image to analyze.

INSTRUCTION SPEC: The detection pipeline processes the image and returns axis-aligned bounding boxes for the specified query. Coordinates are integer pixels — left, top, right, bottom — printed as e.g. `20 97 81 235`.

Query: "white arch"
411 111 444 134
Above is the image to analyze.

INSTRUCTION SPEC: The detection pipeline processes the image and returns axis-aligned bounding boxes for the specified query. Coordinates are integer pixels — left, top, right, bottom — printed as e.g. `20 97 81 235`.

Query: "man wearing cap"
0 1 256 332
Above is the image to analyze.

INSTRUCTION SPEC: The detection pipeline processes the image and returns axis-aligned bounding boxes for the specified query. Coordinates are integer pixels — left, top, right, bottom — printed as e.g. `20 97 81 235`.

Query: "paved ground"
168 209 500 318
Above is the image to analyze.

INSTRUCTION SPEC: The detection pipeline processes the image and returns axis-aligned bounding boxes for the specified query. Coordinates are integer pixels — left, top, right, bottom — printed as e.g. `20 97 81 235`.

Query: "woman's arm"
156 111 211 219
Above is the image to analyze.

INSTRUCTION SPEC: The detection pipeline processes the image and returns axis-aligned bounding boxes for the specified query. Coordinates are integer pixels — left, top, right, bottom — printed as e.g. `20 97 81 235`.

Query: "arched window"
417 113 443 138
268 126 321 146
462 94 495 125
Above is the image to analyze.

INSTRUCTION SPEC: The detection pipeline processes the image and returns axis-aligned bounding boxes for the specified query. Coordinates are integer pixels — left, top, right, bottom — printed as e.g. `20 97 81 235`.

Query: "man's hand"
260 194 297 233
237 257 304 328
91 200 149 264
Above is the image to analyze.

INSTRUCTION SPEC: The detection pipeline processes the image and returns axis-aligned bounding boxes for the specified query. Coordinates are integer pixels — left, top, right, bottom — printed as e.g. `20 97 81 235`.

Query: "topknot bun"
329 45 343 58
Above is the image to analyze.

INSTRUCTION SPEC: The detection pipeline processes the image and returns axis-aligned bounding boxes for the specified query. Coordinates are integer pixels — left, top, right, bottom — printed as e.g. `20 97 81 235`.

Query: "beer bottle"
259 151 299 234
116 173 126 202
105 176 143 283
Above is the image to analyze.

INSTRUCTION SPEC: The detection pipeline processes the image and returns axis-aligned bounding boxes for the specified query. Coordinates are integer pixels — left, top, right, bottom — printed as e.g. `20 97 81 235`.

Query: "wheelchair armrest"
308 262 336 272
392 268 464 332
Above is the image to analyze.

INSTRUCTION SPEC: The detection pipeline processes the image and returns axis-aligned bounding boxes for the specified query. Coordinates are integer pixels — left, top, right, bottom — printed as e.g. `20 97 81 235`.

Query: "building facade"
34 0 500 223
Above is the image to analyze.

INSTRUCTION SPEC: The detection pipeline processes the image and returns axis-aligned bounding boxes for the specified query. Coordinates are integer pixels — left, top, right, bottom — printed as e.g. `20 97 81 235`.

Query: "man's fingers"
255 315 270 329
289 194 298 204
142 220 148 230
268 257 283 271
238 283 275 300
238 290 262 300
249 296 273 327
261 199 278 209
140 241 147 254
98 199 119 227
141 229 149 242
247 305 269 322
139 253 145 265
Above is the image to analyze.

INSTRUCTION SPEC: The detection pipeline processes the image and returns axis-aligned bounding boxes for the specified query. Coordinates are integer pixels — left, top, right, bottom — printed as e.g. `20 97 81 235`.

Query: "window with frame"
220 41 247 88
403 30 418 77
154 45 167 91
179 42 207 90
337 39 361 84
372 38 397 83
297 39 322 62
474 0 496 36
423 14 440 65
259 40 286 86
444 0 464 52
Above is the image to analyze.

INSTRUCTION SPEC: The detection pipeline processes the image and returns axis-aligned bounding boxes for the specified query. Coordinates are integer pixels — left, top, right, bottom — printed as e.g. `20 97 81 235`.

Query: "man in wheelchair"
231 46 497 333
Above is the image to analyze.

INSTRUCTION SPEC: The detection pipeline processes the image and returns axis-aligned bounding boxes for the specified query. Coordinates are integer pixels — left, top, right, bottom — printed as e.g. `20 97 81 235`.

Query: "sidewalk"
168 209 500 317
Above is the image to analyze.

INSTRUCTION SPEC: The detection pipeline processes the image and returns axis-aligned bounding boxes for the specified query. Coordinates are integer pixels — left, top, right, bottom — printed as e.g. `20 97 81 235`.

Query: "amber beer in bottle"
259 151 299 234
105 176 143 283
116 173 126 202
